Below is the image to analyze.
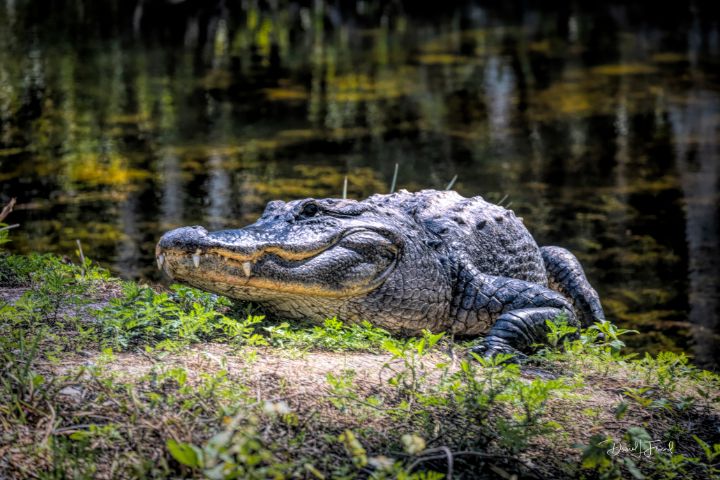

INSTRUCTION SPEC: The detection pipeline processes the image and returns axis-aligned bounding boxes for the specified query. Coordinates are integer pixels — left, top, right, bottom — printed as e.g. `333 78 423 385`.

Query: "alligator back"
366 190 548 285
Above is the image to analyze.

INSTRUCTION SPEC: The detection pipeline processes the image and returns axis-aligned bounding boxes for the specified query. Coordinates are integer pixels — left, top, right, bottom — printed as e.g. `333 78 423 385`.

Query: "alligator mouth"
156 227 400 298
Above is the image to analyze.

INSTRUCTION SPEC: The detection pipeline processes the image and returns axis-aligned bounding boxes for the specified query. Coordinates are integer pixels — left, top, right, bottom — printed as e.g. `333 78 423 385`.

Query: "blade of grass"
389 163 399 193
445 175 458 190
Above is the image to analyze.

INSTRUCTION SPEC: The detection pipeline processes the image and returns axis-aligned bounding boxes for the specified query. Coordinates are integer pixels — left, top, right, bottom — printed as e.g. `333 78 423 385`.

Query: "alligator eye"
300 203 319 217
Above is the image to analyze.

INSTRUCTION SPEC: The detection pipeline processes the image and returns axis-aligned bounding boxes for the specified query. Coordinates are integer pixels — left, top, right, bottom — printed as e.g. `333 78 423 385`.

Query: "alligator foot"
468 337 526 363
469 307 574 361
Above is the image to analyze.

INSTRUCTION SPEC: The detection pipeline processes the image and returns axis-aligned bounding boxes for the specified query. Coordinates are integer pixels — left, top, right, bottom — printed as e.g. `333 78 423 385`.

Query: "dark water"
1 1 719 368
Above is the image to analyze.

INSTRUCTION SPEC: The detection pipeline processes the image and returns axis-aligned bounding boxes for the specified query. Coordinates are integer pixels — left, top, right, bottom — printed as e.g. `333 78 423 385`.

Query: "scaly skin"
156 189 604 357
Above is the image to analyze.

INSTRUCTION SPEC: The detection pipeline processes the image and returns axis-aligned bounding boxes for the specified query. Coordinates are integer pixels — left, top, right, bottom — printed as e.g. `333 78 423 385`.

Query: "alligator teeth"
242 261 252 278
192 250 201 268
156 254 165 270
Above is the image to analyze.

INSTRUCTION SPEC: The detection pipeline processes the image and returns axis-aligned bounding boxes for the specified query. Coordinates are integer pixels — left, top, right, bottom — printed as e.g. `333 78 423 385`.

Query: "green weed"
96 283 266 351
263 317 393 352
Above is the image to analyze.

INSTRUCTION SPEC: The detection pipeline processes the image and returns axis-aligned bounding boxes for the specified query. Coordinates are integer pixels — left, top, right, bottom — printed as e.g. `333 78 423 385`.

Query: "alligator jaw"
156 226 400 299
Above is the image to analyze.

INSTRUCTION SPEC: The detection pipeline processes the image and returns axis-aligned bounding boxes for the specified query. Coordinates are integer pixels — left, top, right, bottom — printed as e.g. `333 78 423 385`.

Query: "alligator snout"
157 225 269 259
157 226 210 251
157 221 348 265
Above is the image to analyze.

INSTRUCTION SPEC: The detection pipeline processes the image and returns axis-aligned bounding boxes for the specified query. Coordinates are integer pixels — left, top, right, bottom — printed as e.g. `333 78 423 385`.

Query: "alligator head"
156 191 453 333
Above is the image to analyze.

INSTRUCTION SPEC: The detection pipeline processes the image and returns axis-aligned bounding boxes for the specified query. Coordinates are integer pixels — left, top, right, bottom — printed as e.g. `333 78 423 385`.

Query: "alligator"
156 189 605 357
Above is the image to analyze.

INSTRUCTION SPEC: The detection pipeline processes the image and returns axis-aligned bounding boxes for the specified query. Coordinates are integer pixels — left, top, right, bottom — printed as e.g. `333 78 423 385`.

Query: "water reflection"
0 1 718 368
670 88 720 368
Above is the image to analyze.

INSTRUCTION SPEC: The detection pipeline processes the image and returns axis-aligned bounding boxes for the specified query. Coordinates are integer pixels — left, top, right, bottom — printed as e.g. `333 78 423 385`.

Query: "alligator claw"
468 340 526 364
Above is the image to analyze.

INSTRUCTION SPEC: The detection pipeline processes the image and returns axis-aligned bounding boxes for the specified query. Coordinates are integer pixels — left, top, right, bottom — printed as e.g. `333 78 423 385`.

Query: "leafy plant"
166 411 291 479
545 315 578 349
586 319 638 354
263 317 393 352
382 330 444 400
96 283 266 351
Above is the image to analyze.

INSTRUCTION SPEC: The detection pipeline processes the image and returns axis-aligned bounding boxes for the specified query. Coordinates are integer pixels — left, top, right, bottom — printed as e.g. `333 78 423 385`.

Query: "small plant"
96 283 266 351
0 254 111 358
263 317 393 352
326 369 359 410
0 224 13 247
0 331 46 424
382 330 444 400
545 314 578 349
694 435 720 466
586 319 638 354
166 409 293 479
579 434 623 479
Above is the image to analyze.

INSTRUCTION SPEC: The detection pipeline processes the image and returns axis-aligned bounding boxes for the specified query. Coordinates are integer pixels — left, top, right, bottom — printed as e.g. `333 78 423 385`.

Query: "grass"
0 252 719 479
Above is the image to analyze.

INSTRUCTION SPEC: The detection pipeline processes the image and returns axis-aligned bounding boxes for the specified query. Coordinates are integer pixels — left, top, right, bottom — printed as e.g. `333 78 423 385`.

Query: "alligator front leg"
451 263 579 359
